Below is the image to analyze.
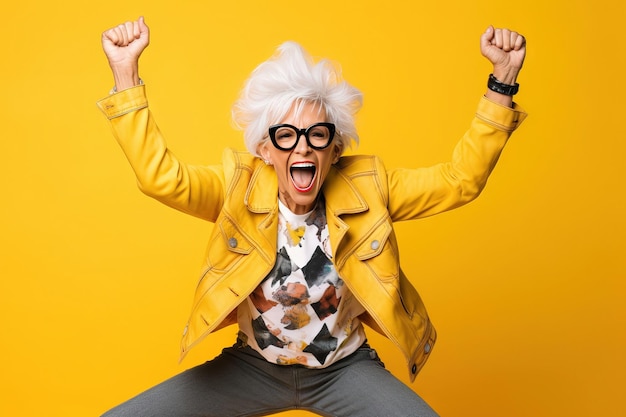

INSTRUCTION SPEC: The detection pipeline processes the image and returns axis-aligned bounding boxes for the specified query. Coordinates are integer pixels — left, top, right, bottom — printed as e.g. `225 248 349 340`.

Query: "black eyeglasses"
268 122 336 151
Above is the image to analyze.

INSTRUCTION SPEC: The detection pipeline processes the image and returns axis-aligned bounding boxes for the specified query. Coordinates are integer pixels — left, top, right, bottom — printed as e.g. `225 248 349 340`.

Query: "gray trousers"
102 341 439 417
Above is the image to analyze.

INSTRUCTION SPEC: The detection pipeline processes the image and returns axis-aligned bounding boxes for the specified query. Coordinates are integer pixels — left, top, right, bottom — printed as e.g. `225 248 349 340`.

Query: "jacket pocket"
202 217 254 277
354 220 399 282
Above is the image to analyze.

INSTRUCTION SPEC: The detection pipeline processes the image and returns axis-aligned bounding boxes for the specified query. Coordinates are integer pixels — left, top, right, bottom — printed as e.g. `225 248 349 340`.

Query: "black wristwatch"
487 74 519 96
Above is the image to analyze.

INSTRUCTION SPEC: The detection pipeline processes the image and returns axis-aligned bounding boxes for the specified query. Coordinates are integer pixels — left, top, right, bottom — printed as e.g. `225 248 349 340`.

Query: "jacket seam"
105 103 148 119
475 112 516 133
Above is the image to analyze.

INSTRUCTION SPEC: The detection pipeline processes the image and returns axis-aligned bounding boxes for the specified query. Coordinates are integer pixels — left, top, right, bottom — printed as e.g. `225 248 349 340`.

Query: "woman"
98 16 526 417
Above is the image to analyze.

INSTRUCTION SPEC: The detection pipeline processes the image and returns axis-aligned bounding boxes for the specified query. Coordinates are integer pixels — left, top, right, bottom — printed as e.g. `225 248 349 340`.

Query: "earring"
264 159 272 166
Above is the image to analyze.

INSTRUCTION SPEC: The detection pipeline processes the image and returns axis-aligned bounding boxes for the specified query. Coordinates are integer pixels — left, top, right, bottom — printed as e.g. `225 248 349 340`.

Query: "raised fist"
480 26 526 84
102 16 150 69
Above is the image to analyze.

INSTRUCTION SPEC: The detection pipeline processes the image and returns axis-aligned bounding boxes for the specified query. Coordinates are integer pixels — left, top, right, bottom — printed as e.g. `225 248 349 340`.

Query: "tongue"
292 169 314 189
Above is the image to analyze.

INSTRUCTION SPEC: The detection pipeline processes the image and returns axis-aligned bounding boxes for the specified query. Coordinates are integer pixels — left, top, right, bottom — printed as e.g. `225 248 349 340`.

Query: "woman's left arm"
386 26 527 221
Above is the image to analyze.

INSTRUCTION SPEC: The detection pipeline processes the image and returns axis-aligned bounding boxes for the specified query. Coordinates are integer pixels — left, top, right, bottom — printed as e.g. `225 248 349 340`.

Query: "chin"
283 190 320 214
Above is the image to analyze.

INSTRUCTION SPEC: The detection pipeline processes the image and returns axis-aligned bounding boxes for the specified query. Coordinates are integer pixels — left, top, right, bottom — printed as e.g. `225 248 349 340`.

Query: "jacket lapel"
239 162 280 264
323 165 369 215
245 162 278 213
322 165 369 261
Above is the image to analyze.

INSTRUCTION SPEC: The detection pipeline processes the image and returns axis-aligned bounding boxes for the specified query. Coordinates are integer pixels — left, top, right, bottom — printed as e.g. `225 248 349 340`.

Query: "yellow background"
1 0 624 416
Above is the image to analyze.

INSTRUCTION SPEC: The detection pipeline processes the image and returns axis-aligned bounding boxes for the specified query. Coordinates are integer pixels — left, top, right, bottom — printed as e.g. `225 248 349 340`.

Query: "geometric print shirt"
238 197 366 368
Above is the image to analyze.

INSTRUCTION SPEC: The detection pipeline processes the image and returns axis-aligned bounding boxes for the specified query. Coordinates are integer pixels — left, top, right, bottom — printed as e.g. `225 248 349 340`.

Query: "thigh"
101 344 297 417
298 346 439 417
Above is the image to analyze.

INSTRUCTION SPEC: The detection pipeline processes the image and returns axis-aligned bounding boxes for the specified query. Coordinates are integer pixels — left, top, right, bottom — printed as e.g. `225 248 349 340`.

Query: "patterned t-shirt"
238 198 366 367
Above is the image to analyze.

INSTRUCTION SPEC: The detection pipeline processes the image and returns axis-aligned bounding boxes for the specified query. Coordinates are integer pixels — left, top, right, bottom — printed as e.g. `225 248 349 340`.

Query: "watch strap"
487 74 519 96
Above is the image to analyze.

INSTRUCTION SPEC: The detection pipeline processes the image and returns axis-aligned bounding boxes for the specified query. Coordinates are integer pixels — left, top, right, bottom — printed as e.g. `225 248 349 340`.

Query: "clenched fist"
480 26 526 106
102 16 150 91
480 26 526 85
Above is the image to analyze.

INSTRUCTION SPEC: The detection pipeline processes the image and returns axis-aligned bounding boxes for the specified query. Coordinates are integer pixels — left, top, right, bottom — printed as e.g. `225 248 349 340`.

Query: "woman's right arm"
98 17 225 222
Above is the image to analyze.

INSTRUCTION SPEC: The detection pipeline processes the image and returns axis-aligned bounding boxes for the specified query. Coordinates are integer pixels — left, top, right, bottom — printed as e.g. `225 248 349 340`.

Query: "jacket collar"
244 161 369 216
322 165 369 216
244 163 278 213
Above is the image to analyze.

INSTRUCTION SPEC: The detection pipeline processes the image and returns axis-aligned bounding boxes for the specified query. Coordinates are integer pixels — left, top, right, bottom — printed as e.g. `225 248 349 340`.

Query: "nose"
293 132 312 154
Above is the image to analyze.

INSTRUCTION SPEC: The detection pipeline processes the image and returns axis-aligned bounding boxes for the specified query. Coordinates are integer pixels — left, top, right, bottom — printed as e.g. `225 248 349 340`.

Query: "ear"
332 143 343 164
257 141 271 164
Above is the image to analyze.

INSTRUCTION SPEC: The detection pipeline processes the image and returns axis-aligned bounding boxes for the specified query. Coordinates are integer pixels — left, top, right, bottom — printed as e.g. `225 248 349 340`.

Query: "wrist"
109 78 143 94
491 66 521 86
110 64 141 92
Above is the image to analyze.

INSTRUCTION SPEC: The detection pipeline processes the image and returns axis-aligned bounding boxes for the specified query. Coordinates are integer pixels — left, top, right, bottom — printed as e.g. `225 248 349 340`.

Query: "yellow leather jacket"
97 85 526 381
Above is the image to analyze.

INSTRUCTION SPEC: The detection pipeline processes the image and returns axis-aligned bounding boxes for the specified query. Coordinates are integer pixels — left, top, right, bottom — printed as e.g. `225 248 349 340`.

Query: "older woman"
98 16 526 417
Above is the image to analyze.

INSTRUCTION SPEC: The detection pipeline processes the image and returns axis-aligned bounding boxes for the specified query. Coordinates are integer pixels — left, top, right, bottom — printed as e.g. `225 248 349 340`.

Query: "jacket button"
370 240 380 250
411 364 417 374
228 237 238 248
424 343 431 354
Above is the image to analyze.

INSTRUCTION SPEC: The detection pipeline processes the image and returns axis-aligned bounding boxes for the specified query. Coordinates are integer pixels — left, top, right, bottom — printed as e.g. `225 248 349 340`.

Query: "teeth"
292 162 315 169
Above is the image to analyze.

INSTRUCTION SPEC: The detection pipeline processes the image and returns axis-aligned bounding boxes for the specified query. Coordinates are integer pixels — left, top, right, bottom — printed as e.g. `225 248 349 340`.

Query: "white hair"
232 41 363 156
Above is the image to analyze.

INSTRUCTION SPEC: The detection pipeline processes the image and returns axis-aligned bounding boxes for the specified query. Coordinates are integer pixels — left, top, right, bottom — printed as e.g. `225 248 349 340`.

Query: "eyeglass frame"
267 122 336 151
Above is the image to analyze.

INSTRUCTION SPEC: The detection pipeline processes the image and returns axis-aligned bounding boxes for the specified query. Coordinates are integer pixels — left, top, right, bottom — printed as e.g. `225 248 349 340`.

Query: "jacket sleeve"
96 85 225 222
386 96 527 221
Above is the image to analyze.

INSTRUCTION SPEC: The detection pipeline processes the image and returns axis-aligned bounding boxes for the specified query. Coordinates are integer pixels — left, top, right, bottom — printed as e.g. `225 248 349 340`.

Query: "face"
259 102 342 215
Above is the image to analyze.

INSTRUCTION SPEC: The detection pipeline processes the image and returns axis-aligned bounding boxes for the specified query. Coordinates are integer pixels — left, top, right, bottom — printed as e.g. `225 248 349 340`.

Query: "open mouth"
290 162 317 192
